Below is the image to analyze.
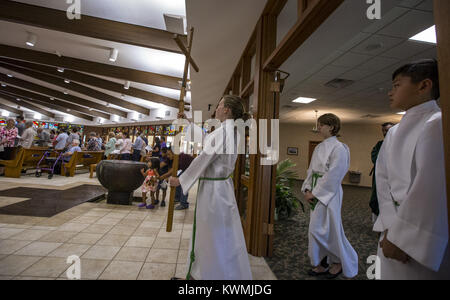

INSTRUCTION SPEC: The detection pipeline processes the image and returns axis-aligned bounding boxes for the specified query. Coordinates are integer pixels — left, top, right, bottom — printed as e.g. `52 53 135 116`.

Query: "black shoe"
325 269 342 280
175 205 188 210
160 200 166 207
307 268 329 277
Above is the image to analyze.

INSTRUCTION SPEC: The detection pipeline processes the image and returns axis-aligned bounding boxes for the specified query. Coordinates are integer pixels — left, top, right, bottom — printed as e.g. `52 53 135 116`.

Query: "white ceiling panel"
380 40 435 59
377 10 435 39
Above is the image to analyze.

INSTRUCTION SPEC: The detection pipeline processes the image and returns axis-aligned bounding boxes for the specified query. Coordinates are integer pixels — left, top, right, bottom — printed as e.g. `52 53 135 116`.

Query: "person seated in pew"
54 139 82 175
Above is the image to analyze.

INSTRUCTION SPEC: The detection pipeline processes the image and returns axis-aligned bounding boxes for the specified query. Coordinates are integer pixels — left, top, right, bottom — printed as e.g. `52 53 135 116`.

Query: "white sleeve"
388 117 449 271
301 164 313 194
179 151 218 195
373 133 397 232
312 145 349 206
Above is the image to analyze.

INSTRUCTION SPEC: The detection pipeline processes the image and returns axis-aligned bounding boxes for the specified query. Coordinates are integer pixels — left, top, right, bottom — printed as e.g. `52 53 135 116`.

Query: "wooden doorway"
308 141 321 167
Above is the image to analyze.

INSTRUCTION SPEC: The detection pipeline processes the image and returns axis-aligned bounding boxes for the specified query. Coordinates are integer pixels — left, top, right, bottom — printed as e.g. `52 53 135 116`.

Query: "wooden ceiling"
0 0 188 123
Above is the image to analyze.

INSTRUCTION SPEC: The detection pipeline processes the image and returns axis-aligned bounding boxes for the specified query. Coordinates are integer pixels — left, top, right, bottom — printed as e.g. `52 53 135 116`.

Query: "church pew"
61 151 104 177
0 147 50 178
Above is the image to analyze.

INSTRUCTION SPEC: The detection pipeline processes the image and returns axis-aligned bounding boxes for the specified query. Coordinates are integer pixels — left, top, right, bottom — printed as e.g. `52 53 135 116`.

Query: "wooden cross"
166 27 199 232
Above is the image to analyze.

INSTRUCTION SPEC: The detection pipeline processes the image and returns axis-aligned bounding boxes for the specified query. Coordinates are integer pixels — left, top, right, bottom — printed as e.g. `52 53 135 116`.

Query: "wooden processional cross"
166 28 199 232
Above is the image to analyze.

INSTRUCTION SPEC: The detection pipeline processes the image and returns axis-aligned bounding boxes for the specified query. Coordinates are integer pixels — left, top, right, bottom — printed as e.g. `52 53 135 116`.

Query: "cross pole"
166 27 197 232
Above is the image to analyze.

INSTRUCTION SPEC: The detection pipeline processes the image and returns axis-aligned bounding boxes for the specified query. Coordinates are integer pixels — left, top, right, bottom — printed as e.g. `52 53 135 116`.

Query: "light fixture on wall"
109 48 119 62
26 32 37 47
124 81 130 90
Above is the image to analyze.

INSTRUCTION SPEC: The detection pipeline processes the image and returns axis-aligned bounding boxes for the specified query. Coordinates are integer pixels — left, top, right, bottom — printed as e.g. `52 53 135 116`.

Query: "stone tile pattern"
0 177 276 280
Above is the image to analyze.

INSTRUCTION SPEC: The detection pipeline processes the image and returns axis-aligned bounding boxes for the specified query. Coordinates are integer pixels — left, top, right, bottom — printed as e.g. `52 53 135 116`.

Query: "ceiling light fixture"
1 83 6 87
109 48 119 62
7 74 13 78
409 25 436 44
57 67 65 73
120 94 125 99
293 97 317 104
26 32 37 47
397 112 406 115
124 81 130 90
16 98 21 101
63 90 69 95
50 97 54 100
64 79 70 84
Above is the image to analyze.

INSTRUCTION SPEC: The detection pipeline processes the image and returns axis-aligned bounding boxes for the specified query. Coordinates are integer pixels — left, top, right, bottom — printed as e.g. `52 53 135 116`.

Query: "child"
374 59 449 279
139 157 160 209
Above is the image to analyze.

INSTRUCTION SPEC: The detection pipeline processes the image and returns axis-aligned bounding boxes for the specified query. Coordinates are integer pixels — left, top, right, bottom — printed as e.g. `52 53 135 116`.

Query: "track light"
124 81 130 90
7 74 13 78
26 32 37 47
64 79 70 84
57 68 64 73
109 48 119 62
63 90 69 95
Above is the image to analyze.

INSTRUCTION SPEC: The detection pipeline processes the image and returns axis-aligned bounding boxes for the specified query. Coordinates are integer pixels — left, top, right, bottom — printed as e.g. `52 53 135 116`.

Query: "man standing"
36 128 51 147
132 132 145 161
18 121 37 149
369 122 395 222
66 128 80 148
55 130 69 151
14 115 25 146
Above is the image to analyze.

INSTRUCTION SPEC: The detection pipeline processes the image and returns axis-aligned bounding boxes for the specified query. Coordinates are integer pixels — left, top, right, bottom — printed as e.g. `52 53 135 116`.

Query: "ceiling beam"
0 102 22 115
0 44 182 89
0 0 187 54
0 58 182 109
0 73 125 118
0 88 95 122
263 0 344 71
0 92 55 118
0 62 150 115
0 84 109 120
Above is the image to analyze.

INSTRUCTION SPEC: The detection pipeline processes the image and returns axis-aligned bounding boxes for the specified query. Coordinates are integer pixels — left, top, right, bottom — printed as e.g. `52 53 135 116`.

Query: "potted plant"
275 159 304 220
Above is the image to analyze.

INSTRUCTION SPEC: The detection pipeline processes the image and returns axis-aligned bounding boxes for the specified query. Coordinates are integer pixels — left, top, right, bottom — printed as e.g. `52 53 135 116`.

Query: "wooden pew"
61 151 104 177
0 147 50 178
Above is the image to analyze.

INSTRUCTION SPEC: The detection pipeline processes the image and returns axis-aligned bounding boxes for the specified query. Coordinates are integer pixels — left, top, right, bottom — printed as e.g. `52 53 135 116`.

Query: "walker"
35 150 63 179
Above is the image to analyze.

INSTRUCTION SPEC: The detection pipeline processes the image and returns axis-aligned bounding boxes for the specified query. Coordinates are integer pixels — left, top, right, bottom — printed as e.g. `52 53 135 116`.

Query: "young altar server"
374 59 450 280
169 95 252 280
302 113 358 279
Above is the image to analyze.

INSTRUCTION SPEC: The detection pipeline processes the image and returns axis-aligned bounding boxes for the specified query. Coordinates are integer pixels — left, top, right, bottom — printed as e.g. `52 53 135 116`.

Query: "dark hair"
72 128 78 133
392 59 440 99
161 147 168 154
318 113 341 136
161 137 166 142
222 95 251 121
16 115 24 121
382 122 395 127
154 137 160 144
123 132 129 138
149 158 160 170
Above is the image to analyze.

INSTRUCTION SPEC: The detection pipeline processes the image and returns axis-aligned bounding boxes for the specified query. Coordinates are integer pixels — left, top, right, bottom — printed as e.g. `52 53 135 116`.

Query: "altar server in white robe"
374 59 450 280
169 95 252 280
302 113 358 279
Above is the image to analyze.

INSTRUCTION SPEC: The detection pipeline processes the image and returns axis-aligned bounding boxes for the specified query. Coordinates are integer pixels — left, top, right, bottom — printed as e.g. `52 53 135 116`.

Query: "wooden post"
166 28 195 232
434 0 450 235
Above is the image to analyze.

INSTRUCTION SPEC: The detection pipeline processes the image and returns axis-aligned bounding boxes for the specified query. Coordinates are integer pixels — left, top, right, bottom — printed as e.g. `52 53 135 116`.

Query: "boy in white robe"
374 59 450 280
169 95 252 280
302 114 358 279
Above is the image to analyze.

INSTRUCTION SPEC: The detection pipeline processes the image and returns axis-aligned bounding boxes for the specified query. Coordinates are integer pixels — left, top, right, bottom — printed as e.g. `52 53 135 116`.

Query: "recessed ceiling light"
109 48 119 62
293 97 317 104
16 98 21 101
409 25 436 44
64 79 70 84
57 67 65 73
26 32 37 47
63 90 69 95
66 109 71 112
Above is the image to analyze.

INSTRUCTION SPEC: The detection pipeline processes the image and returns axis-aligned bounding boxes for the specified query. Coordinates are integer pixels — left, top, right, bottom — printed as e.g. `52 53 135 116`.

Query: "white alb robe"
374 100 450 280
179 119 252 280
302 136 358 278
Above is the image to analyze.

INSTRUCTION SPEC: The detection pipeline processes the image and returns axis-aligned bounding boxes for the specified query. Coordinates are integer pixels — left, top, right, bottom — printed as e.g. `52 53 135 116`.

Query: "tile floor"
0 173 277 280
